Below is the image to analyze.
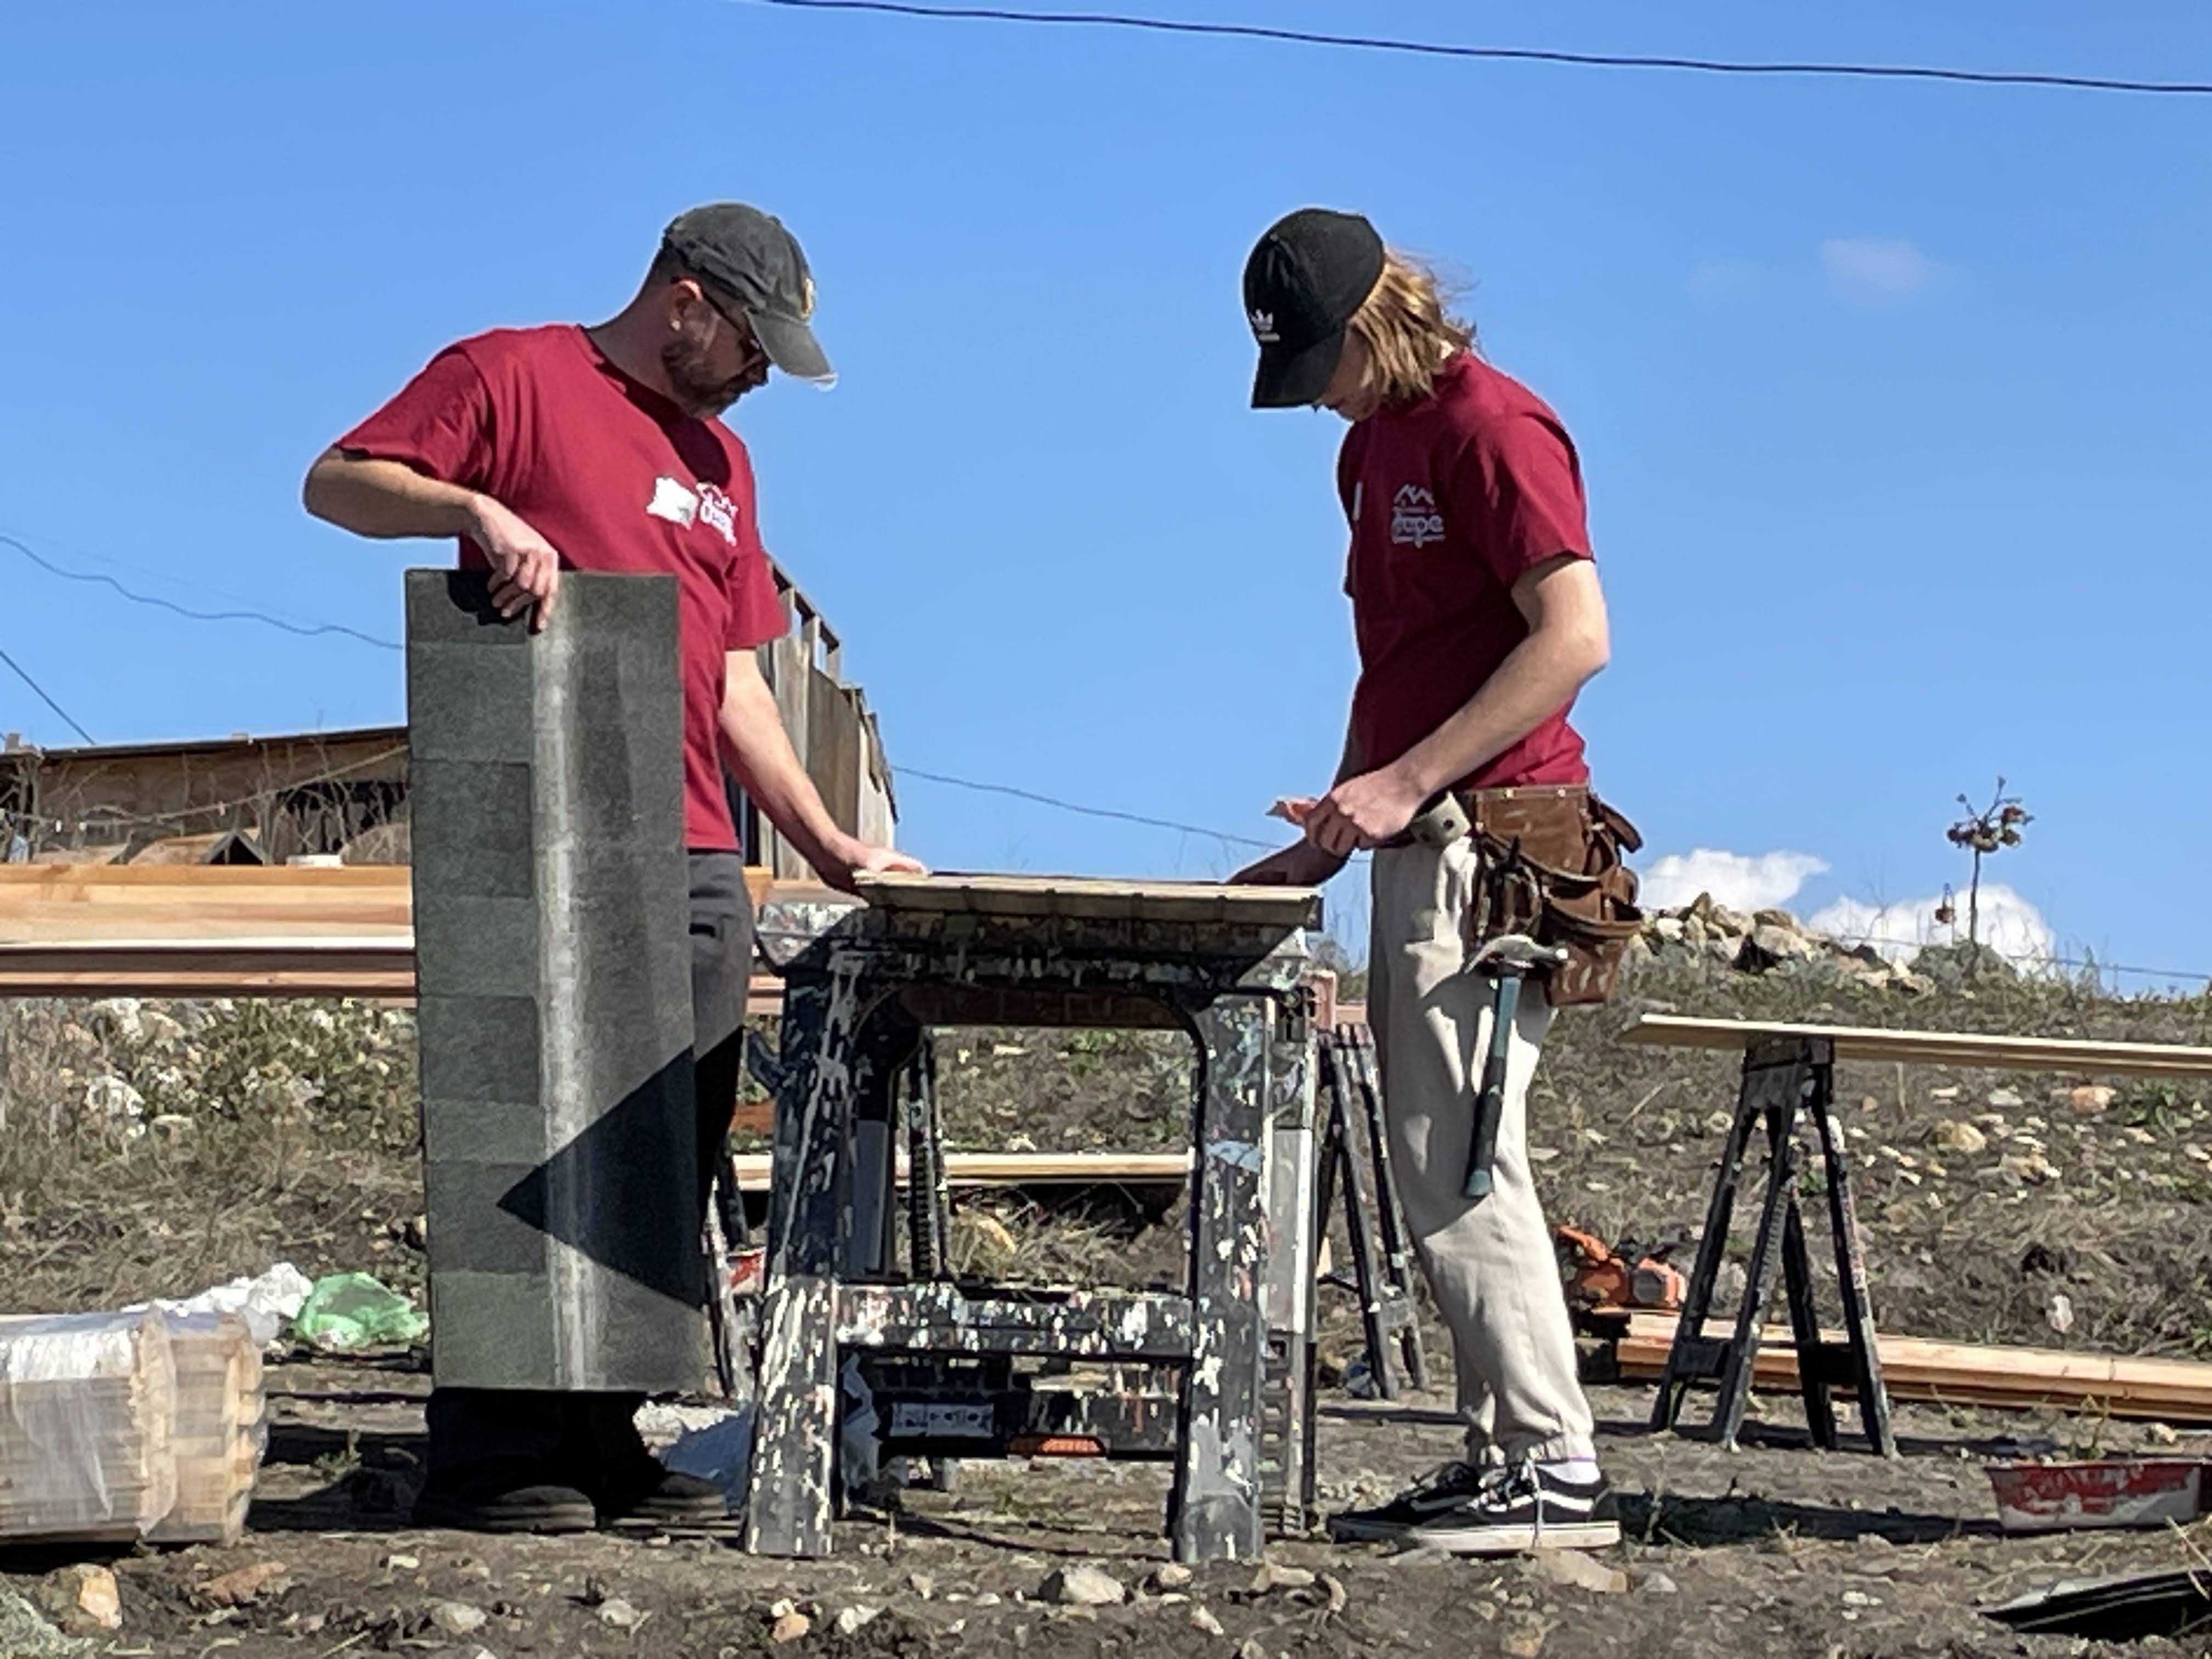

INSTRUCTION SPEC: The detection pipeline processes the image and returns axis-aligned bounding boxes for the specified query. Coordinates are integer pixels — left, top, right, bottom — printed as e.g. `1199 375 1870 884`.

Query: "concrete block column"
405 569 704 1393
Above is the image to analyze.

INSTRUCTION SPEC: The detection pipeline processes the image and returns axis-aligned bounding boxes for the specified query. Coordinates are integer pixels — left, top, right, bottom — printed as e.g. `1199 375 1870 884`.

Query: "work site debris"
1525 1549 1628 1594
0 1590 91 1659
135 1261 313 1348
290 1271 427 1351
1040 1564 1126 1606
1987 1458 2205 1532
149 1312 267 1545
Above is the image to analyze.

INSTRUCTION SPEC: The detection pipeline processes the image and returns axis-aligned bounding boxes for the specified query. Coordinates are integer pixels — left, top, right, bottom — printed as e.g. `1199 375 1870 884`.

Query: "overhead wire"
0 643 95 745
1 532 401 652
739 0 2212 98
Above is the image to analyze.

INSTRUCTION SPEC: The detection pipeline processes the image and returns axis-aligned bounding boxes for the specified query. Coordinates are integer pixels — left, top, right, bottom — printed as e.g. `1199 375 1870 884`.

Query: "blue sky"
1 3 2207 980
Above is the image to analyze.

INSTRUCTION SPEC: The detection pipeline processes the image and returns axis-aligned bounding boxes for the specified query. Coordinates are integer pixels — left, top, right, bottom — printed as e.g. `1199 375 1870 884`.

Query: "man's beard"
661 335 756 419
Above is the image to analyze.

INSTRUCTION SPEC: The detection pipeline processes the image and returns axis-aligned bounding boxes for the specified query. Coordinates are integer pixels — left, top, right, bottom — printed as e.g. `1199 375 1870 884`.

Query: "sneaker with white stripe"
1328 1458 1621 1554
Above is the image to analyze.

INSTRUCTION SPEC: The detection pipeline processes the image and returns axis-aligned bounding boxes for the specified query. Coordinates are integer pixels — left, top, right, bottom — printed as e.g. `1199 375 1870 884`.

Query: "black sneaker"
1329 1460 1621 1554
585 1453 731 1528
412 1459 597 1535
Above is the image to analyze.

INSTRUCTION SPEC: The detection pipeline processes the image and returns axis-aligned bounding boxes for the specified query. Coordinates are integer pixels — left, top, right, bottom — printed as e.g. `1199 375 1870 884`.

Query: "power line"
0 643 95 744
741 0 2212 98
0 532 401 652
895 763 1280 850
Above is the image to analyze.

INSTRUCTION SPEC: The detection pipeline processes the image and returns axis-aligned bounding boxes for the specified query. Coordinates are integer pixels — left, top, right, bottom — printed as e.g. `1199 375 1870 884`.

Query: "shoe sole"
413 1496 598 1535
1401 1519 1622 1554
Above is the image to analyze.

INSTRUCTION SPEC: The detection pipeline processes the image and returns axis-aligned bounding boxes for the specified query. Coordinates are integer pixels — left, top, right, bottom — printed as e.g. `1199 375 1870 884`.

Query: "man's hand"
819 834 928 895
1231 839 1345 888
469 496 565 631
1300 761 1429 857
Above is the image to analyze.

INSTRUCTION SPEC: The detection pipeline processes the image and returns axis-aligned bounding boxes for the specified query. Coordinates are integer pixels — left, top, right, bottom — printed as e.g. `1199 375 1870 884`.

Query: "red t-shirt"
1338 351 1594 791
338 325 789 850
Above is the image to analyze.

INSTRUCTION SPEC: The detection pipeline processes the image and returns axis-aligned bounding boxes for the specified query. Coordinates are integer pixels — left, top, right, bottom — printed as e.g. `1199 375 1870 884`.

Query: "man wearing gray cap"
306 204 922 1533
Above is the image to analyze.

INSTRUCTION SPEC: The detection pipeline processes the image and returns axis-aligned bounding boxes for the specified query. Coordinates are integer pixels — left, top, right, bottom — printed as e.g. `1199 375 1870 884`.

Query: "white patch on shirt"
646 475 699 527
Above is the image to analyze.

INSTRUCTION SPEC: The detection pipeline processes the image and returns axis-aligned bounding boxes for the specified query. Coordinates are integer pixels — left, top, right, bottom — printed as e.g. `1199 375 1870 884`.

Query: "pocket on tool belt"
1468 788 1645 1009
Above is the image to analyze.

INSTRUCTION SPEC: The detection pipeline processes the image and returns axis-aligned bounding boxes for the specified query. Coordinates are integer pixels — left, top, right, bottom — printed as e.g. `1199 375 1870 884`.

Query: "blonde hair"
1348 250 1475 407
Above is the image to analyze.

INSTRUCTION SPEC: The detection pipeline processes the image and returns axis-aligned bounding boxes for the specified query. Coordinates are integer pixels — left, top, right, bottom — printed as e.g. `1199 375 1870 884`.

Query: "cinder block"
415 995 539 1106
411 894 538 1000
429 1271 557 1388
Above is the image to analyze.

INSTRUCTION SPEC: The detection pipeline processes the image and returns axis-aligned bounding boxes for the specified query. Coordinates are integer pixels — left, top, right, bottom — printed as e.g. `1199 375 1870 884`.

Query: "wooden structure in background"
2 561 895 874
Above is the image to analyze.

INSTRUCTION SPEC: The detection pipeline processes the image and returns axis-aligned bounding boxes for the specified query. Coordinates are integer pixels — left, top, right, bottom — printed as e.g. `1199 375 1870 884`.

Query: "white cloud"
1639 849 1828 915
1809 883 2055 967
1820 237 1944 304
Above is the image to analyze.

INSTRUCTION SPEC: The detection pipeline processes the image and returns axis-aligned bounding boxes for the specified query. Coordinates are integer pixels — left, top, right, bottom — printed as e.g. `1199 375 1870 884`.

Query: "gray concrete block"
416 995 538 1106
411 894 538 1000
408 761 532 899
424 1161 549 1277
405 641 536 764
429 1271 557 1388
420 1094 546 1168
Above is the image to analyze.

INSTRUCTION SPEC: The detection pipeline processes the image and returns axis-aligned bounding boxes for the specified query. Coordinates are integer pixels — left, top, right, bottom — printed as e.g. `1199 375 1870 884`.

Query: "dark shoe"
1328 1459 1620 1554
413 1459 596 1534
586 1455 730 1527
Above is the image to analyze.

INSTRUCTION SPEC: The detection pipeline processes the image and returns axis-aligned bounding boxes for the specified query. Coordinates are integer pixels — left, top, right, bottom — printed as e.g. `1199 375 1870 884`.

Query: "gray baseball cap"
663 203 834 385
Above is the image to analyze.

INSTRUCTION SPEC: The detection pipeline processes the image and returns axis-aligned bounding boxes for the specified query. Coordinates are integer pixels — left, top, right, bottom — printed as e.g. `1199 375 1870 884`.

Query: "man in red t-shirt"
304 203 921 1533
1234 209 1620 1554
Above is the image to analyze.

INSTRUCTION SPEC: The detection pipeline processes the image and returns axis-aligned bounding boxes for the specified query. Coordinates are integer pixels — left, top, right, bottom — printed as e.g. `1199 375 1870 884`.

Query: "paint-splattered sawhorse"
740 872 1324 1562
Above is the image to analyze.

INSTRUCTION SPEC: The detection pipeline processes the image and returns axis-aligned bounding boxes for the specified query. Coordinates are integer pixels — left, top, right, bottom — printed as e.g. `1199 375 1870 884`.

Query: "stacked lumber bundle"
1611 1311 2212 1421
0 1308 266 1545
149 1314 266 1546
0 862 783 1005
0 1310 177 1542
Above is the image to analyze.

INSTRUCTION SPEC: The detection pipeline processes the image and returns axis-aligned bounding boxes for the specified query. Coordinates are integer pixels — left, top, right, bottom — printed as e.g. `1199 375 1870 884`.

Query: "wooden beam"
1610 1311 2212 1420
1621 1013 2212 1080
726 1150 1190 1193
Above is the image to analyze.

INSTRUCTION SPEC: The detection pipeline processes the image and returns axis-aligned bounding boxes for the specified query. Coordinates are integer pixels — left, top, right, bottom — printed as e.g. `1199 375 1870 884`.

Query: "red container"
1987 1459 2205 1533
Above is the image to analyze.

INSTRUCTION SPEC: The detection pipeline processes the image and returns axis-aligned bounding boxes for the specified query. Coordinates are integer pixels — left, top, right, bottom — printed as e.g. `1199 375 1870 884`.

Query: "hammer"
1463 933 1568 1201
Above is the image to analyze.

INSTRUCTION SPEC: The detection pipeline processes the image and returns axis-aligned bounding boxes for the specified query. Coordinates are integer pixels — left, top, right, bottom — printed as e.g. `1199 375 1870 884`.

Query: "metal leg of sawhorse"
743 961 1302 1560
1650 1034 1895 1456
1315 1026 1427 1400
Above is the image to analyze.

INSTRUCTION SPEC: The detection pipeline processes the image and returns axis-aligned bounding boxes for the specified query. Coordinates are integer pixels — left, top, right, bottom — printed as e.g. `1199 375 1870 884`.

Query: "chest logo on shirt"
644 476 738 545
1390 484 1445 548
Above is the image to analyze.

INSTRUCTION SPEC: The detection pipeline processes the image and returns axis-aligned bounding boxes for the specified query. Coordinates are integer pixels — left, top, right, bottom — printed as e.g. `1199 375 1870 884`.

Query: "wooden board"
0 863 776 945
1621 1013 2212 1080
1611 1311 2212 1420
727 1150 1190 1193
853 870 1321 929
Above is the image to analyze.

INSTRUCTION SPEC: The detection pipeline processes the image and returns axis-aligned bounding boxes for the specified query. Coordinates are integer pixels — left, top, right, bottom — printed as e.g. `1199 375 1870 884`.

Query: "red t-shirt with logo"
1338 351 1594 791
337 325 789 851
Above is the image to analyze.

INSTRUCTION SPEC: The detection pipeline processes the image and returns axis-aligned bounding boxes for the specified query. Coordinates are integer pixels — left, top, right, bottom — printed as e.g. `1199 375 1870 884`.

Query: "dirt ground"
24 1365 2212 1658
8 948 2212 1655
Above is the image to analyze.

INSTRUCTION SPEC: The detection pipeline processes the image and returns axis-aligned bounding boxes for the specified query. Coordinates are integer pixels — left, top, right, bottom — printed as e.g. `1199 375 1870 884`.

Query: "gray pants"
1369 838 1596 1466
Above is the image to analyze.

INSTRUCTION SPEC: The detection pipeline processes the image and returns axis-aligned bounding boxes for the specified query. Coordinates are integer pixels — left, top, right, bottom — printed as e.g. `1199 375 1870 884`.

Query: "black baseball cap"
663 203 834 386
1243 208 1385 409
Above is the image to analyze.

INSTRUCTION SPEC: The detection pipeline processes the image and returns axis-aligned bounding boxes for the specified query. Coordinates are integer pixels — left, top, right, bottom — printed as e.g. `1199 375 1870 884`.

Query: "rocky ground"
5 902 2212 1655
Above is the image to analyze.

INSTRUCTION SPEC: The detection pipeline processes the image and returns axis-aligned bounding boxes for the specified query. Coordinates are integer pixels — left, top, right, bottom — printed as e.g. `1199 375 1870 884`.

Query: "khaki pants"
1369 837 1596 1466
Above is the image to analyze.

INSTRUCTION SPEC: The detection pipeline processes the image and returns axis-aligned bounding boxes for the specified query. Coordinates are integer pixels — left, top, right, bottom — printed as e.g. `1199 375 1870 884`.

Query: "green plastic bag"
291 1272 428 1352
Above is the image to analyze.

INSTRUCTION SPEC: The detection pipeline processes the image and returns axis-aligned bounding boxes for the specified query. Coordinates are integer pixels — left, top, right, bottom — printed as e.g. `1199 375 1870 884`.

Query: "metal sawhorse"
740 872 1323 1561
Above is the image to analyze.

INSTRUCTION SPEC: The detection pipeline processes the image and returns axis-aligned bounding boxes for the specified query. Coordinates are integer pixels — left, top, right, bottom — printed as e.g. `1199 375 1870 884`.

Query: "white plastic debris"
633 1402 755 1502
133 1263 314 1349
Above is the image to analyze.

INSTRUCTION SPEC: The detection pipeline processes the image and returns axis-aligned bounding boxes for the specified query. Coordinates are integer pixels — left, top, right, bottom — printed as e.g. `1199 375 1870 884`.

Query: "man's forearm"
1392 625 1606 799
717 658 852 874
303 449 483 541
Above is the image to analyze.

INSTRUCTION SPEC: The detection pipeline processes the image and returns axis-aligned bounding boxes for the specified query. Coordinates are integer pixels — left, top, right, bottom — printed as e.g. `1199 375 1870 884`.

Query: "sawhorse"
1650 1034 1896 1455
1316 1026 1426 1400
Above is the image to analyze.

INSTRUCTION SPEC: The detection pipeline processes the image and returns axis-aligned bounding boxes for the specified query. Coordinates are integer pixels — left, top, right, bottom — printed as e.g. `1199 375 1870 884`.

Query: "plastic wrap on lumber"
0 1309 177 1541
1614 1313 2212 1419
149 1313 264 1545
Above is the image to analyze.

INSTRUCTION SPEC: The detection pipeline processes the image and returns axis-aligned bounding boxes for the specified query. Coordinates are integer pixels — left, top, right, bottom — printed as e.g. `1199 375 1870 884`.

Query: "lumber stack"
0 1310 178 1542
0 862 780 1005
1611 1311 2212 1421
149 1314 266 1546
0 1308 267 1545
